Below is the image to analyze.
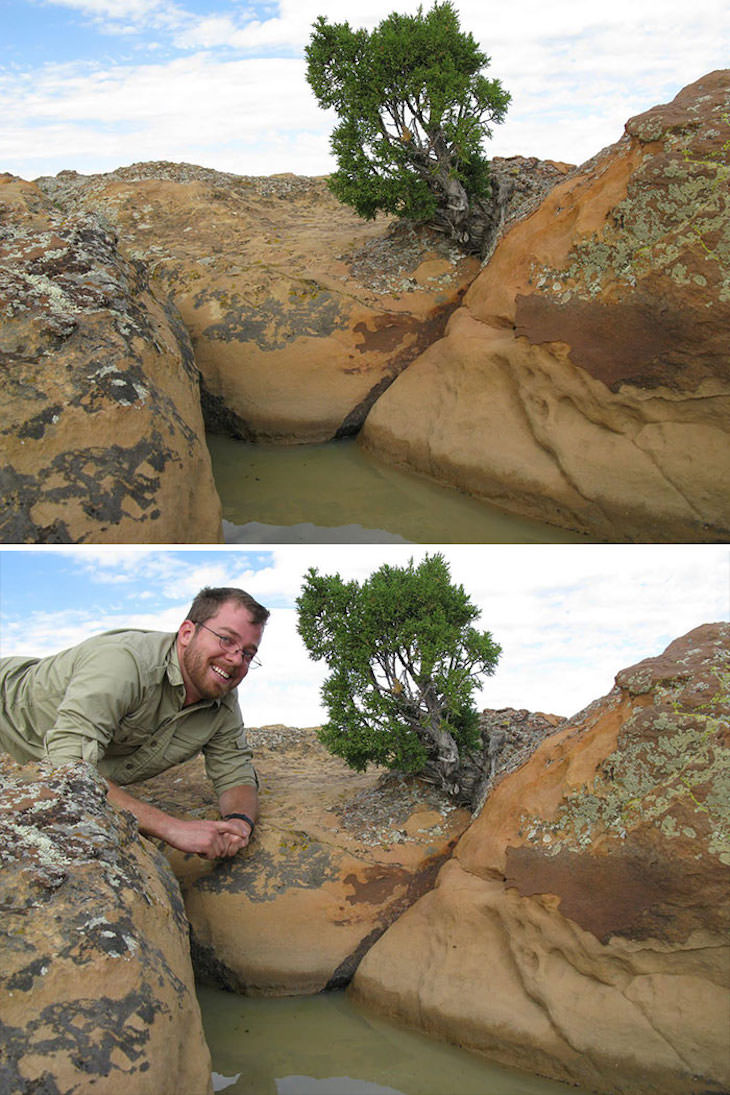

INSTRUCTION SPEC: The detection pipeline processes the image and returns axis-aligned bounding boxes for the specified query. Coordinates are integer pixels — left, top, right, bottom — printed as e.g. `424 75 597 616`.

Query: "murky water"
198 988 594 1095
206 435 593 544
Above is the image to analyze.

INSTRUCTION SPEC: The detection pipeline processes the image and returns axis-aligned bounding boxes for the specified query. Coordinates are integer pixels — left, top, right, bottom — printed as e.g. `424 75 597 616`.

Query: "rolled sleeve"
203 721 258 797
43 647 143 768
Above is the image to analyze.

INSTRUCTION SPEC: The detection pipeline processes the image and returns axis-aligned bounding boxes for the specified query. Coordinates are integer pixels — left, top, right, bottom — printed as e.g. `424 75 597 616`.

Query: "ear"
177 619 197 649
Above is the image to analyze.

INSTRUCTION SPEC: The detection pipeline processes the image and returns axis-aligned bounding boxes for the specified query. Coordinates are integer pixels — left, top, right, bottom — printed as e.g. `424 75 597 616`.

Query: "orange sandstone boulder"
35 165 479 443
351 623 730 1095
0 175 222 543
0 757 213 1095
361 72 730 542
134 726 471 996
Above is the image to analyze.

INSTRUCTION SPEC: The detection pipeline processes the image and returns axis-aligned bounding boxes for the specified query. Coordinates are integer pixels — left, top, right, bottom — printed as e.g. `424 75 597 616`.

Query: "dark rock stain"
514 291 730 392
0 436 178 543
201 290 346 351
16 405 64 441
0 989 162 1087
335 295 465 438
193 837 338 900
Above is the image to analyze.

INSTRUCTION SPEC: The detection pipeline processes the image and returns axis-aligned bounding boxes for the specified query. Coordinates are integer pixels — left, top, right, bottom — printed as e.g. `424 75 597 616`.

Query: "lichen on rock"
0 174 222 544
0 755 212 1095
351 623 730 1095
360 71 730 543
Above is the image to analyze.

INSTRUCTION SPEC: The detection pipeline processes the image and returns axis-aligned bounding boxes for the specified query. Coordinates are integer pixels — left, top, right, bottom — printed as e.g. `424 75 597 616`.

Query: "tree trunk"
430 171 516 257
411 134 518 256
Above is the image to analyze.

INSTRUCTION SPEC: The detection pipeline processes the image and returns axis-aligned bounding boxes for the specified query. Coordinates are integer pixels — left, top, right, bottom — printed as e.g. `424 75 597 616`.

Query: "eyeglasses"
196 623 262 668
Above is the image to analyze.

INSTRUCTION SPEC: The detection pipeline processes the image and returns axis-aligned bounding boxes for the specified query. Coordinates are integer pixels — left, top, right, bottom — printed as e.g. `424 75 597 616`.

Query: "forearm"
218 785 258 828
105 780 250 859
105 781 182 843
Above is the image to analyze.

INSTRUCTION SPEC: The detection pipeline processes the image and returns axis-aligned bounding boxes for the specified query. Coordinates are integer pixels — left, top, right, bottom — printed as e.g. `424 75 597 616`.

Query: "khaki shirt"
0 629 257 796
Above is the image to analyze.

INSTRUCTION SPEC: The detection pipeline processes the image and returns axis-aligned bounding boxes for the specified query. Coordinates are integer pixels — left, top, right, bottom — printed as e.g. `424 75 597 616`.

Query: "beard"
180 635 243 702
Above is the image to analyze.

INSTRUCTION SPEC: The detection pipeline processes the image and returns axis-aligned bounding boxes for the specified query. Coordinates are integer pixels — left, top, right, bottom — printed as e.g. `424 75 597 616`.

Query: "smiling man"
0 587 268 859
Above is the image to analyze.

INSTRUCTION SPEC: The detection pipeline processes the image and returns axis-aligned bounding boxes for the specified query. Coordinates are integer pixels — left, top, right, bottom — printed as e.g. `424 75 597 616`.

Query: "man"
0 586 268 860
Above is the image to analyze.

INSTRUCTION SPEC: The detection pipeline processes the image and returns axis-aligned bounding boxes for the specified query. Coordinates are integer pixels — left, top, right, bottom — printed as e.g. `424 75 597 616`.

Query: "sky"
1 0 728 181
1 545 728 730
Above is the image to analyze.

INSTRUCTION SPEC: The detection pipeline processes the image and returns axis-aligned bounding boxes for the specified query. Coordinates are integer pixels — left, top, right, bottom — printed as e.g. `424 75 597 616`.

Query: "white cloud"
172 14 241 49
5 0 727 178
38 0 189 32
0 53 333 179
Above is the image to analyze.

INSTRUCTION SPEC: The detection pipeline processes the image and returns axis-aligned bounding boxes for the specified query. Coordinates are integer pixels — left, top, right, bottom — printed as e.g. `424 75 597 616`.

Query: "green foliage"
305 2 510 242
296 554 501 785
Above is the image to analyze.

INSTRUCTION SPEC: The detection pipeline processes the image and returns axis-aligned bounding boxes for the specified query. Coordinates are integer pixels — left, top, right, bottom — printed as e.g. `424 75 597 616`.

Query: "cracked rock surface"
133 726 472 996
34 165 481 444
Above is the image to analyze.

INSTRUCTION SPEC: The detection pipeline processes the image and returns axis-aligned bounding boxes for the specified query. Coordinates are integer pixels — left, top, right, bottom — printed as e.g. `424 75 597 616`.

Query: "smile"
211 664 232 680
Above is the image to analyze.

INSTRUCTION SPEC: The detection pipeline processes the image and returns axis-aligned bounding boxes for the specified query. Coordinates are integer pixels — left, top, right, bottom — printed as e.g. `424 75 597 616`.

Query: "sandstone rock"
0 756 212 1095
361 72 730 542
350 623 730 1094
35 164 480 444
134 726 471 996
481 156 574 263
0 175 222 543
471 706 564 811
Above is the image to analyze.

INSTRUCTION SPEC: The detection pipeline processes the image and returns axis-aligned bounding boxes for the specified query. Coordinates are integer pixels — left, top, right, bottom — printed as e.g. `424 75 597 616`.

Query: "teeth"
211 665 231 680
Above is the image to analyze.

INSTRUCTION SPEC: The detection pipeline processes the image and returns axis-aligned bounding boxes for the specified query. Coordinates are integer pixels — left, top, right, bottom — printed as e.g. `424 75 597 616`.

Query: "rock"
0 755 212 1095
34 164 480 444
360 72 730 542
481 156 575 263
0 174 222 543
350 623 730 1095
133 726 472 995
471 707 564 812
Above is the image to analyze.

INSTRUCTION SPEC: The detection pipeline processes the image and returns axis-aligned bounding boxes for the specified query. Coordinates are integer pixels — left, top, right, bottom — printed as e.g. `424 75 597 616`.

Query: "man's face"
177 600 264 705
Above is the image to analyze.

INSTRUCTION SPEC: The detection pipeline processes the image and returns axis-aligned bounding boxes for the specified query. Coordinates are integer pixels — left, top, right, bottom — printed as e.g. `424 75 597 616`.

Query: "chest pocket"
150 715 211 768
112 714 154 750
110 697 176 753
106 703 217 775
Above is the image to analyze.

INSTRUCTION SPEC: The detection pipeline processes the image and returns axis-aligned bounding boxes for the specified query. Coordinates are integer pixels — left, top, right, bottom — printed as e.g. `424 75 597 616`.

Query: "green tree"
296 553 501 803
305 2 510 254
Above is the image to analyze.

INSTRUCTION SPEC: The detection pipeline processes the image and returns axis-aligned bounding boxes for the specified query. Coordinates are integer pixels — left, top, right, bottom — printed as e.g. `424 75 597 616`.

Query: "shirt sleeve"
202 710 259 797
43 644 144 767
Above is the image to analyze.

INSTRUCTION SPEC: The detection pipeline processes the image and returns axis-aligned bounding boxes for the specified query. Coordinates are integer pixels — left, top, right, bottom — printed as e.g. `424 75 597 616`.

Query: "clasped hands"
168 815 253 859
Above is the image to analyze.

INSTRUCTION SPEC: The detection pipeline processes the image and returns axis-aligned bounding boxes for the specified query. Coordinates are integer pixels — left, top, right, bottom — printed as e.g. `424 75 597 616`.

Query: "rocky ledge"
352 622 730 1094
0 759 212 1094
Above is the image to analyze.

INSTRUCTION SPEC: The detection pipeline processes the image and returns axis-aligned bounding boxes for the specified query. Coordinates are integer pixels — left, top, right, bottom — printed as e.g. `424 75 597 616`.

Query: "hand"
105 780 255 859
219 816 254 857
165 817 250 859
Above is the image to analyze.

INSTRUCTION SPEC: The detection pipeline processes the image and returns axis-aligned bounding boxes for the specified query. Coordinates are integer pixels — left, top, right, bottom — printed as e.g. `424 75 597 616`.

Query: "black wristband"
223 812 255 834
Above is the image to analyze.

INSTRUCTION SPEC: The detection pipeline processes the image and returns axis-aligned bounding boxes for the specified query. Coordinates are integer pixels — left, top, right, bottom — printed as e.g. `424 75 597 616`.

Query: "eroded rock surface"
471 706 564 811
0 756 212 1095
34 165 480 443
361 71 730 542
0 175 222 543
351 623 730 1094
134 726 471 995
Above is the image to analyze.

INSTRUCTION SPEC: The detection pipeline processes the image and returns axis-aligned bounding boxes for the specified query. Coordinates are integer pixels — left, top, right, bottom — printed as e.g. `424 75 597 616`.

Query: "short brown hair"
185 587 270 627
